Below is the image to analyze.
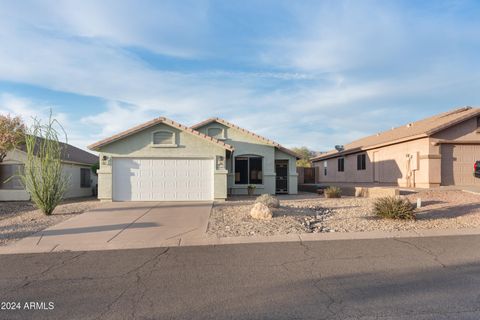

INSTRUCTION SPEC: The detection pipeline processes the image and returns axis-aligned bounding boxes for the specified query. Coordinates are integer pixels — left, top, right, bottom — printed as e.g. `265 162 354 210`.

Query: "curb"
2 227 480 255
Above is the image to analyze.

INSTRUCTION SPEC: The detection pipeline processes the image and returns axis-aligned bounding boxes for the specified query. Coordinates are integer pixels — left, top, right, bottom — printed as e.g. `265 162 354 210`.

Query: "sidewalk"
2 225 480 254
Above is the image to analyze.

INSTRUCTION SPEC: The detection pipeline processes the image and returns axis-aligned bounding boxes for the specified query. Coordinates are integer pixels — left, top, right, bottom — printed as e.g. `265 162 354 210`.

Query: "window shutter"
208 128 223 139
153 131 174 145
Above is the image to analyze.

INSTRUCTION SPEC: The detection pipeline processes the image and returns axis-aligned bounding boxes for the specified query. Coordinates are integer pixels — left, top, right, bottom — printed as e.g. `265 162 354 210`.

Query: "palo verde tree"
291 146 317 168
0 114 25 162
19 114 69 215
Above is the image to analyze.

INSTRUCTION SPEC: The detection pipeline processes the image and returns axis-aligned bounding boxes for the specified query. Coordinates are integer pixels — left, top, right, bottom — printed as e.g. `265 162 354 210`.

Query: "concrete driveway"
3 201 212 253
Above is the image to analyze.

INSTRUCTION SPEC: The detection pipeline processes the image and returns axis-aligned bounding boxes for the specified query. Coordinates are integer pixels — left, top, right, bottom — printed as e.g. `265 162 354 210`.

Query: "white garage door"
113 158 213 201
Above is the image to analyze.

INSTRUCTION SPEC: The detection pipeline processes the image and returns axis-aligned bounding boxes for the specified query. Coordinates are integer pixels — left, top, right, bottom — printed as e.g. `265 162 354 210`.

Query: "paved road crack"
393 238 447 268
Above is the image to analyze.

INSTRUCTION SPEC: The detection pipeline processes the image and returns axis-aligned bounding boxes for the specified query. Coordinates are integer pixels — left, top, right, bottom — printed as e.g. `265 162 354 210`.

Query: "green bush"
324 186 341 198
255 194 280 208
373 196 415 220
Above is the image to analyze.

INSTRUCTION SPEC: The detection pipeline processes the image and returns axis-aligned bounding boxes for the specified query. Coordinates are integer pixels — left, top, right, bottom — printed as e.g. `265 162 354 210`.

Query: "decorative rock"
250 203 273 220
311 222 323 228
255 194 280 208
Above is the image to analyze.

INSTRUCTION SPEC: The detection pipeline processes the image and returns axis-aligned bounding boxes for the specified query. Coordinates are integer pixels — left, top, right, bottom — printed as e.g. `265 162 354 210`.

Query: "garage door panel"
441 144 480 186
113 158 213 201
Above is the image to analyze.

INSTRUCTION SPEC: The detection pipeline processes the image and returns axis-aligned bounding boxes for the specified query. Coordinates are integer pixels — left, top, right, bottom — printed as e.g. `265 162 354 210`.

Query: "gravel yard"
207 190 480 237
0 198 100 246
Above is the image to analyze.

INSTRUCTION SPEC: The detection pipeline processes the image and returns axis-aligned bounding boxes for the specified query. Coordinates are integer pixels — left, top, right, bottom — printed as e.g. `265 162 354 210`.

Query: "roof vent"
335 145 344 152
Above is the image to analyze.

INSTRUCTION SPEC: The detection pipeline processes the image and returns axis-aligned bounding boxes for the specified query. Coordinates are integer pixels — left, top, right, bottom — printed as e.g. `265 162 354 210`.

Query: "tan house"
88 117 299 202
311 107 480 188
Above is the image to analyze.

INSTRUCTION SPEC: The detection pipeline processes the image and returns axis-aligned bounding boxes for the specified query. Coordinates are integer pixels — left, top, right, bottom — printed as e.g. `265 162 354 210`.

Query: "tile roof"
18 138 98 165
312 106 480 162
191 117 301 159
87 117 234 151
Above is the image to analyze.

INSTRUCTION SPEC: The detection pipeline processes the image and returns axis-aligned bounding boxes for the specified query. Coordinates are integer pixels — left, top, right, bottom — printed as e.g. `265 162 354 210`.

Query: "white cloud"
0 93 92 151
0 1 479 152
0 0 210 59
80 101 155 139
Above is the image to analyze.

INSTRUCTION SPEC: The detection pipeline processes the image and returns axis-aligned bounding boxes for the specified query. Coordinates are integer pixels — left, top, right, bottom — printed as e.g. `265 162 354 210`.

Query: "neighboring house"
88 117 299 202
311 107 480 188
0 140 99 201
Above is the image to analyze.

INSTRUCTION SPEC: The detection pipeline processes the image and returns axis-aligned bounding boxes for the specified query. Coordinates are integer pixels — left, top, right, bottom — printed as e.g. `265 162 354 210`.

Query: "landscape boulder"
255 194 280 209
250 202 273 220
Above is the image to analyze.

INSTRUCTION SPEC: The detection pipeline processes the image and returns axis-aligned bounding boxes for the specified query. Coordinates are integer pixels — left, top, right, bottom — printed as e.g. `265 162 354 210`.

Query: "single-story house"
311 107 480 188
0 141 99 201
88 117 299 202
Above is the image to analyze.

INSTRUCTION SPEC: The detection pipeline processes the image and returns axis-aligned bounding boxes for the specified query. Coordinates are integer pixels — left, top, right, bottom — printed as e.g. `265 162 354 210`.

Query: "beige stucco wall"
0 149 97 201
95 122 228 201
196 122 298 195
313 137 434 188
313 118 480 188
431 117 480 141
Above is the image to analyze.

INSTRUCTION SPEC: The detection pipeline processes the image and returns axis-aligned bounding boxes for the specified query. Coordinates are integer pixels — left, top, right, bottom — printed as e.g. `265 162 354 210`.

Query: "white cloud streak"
0 0 479 151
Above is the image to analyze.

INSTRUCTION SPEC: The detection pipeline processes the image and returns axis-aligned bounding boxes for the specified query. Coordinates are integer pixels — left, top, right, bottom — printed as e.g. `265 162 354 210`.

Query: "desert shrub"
19 114 69 215
373 196 415 220
324 186 341 198
255 194 280 208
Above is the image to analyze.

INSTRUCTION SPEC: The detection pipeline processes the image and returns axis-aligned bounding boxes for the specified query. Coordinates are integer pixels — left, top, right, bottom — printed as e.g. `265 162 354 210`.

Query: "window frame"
234 155 263 185
357 154 366 171
337 157 345 172
80 168 91 188
207 127 226 140
151 130 177 147
323 160 327 176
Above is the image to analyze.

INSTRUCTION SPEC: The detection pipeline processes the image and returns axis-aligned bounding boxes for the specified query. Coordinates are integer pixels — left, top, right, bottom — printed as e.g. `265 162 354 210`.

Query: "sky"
0 0 479 152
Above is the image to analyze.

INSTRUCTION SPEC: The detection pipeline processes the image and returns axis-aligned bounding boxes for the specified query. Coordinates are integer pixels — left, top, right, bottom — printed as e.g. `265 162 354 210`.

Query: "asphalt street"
1 235 480 319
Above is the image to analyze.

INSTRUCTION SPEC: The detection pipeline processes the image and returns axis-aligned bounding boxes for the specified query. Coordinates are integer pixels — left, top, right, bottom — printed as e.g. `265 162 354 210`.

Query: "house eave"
191 117 300 158
311 133 428 162
88 117 234 152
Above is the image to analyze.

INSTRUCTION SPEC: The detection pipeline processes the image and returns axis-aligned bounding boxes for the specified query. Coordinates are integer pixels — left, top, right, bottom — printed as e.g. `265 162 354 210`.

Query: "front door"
275 160 288 194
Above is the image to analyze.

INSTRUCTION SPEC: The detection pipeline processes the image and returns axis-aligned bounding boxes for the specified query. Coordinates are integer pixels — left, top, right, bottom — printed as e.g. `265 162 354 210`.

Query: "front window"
80 168 91 188
0 164 24 190
235 156 263 184
323 161 327 176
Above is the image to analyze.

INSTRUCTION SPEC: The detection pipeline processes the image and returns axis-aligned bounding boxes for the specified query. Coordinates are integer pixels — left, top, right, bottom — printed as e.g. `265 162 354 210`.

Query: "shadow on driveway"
35 222 159 237
91 203 212 213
